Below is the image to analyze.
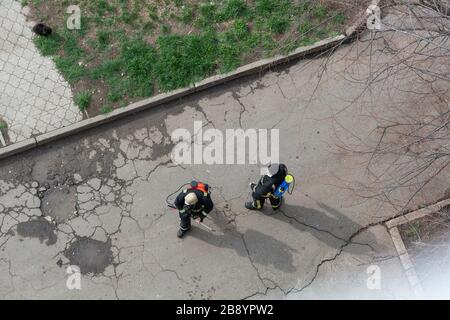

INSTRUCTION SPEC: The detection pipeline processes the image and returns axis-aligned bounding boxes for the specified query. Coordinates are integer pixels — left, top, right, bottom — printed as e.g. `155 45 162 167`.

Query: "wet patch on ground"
41 185 77 223
64 236 114 275
16 217 57 246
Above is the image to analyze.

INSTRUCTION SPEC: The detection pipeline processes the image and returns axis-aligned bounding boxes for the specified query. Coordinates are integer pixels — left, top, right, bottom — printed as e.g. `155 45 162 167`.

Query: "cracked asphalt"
0 27 423 299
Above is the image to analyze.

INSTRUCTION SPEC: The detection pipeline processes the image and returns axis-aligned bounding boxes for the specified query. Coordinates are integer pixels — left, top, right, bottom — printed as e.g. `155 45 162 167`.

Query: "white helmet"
185 192 198 206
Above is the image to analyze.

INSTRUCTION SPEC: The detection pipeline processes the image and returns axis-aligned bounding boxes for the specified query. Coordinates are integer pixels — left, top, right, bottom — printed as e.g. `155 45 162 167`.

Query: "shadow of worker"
190 219 298 274
263 202 386 255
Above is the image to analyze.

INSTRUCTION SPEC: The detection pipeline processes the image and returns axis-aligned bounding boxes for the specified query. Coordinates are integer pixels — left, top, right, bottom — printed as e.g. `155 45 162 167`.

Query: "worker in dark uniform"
245 163 288 211
174 181 214 238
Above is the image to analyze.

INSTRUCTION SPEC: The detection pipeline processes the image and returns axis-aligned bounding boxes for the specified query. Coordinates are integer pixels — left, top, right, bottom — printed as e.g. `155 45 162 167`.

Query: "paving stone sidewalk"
0 0 82 146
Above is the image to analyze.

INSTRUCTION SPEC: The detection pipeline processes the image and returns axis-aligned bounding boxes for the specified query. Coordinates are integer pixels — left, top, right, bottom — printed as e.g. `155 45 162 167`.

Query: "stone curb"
385 197 450 298
386 198 450 229
388 226 425 298
0 34 347 160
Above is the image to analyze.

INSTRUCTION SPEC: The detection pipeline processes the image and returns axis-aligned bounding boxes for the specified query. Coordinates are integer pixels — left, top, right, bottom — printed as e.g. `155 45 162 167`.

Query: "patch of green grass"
96 30 111 47
155 33 218 90
404 221 421 243
142 21 156 33
90 59 123 80
267 15 290 34
230 19 251 41
121 38 157 96
90 38 157 101
160 24 171 34
148 5 160 21
218 34 243 72
100 105 113 114
253 0 292 37
120 6 139 25
199 2 217 20
216 0 250 21
107 91 122 103
95 0 116 17
312 4 328 19
179 6 195 24
218 19 254 72
74 91 91 111
298 20 313 35
315 27 331 39
173 0 183 6
255 0 291 17
54 56 86 84
33 33 61 56
332 12 347 25
90 59 125 103
52 30 87 84
29 0 349 115
297 35 316 46
0 120 7 130
196 2 218 29
260 32 276 53
255 0 275 16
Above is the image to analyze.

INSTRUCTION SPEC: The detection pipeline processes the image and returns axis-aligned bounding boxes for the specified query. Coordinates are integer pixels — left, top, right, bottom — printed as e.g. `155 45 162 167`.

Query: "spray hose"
288 174 296 195
165 183 190 208
165 181 214 208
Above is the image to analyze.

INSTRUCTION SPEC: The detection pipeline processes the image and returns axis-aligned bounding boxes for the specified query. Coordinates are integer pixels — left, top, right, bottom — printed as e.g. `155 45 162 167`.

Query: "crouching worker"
174 181 214 238
245 163 288 211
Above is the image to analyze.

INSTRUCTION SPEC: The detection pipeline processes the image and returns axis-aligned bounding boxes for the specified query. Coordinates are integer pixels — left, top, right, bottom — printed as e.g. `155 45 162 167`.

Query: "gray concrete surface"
3 10 444 299
0 0 82 145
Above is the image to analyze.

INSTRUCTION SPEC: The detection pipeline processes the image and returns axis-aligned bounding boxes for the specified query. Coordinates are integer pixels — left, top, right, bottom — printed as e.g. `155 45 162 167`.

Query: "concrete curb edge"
385 198 450 298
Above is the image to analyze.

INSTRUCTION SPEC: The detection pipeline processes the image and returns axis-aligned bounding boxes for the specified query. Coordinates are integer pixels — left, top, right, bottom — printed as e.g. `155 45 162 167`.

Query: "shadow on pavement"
190 223 298 273
264 202 386 255
188 199 385 273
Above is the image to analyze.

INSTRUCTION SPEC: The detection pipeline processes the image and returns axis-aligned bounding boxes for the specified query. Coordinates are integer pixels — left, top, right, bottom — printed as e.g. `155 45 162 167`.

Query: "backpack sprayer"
273 174 295 199
166 180 215 232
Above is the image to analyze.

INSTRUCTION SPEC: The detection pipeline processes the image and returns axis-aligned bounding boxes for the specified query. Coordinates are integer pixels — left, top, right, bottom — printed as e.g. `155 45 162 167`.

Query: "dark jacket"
174 189 214 215
253 164 288 199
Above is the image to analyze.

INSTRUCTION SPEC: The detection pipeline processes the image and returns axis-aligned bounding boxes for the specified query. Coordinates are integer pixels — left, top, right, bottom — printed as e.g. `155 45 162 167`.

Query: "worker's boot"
245 202 258 210
271 198 282 211
177 228 190 238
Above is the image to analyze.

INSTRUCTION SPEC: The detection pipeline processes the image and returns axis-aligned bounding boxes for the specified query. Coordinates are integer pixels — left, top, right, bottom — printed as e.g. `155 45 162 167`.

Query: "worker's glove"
250 183 257 191
200 211 208 222
180 205 192 218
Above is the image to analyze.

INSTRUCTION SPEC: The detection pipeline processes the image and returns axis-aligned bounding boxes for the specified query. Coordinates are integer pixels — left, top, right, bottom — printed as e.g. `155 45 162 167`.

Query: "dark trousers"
179 211 191 231
252 194 282 210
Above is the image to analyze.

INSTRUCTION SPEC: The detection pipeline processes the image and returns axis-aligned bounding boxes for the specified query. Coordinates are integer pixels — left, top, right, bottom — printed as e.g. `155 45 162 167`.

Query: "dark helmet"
267 163 287 177
267 163 288 185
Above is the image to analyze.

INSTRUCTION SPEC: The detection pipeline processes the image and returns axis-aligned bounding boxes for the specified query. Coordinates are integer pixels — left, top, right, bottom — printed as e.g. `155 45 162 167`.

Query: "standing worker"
245 163 292 211
174 181 214 238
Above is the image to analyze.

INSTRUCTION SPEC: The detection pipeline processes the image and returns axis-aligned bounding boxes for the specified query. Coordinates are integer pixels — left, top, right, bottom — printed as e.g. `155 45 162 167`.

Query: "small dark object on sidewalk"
32 23 52 36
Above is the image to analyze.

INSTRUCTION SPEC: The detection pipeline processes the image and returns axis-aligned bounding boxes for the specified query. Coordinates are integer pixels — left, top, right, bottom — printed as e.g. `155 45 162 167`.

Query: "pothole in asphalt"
41 185 76 223
64 237 114 275
16 217 57 246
